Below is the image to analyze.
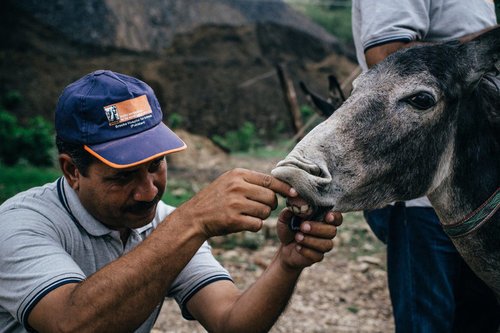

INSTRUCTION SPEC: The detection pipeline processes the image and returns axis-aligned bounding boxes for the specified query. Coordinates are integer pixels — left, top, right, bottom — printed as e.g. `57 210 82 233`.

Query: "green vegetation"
212 121 263 152
0 160 379 256
0 90 56 203
300 104 315 120
0 164 60 203
210 232 265 250
0 91 55 167
286 0 353 46
299 104 324 129
0 162 196 206
162 179 196 207
231 142 288 160
347 305 359 314
2 90 22 109
167 112 184 129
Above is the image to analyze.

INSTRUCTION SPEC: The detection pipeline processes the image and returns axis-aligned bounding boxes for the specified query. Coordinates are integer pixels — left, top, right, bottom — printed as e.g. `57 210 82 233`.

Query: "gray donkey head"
272 28 500 216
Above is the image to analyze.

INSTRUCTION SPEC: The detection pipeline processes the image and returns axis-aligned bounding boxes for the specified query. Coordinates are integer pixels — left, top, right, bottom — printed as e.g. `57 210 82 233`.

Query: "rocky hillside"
0 0 357 140
13 0 339 52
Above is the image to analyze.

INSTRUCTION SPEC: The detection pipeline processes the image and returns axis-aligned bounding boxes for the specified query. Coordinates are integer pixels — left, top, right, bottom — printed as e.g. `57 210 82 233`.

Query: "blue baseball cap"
55 70 186 168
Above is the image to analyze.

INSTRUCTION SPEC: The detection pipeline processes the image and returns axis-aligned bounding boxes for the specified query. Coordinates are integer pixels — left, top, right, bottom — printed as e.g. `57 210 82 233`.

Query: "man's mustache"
126 196 161 214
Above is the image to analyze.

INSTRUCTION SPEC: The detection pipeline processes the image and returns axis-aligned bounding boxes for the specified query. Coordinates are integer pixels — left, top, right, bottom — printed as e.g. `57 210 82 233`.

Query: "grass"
0 163 60 203
211 232 266 251
0 162 198 207
231 142 289 160
163 179 196 207
0 150 382 257
0 163 383 259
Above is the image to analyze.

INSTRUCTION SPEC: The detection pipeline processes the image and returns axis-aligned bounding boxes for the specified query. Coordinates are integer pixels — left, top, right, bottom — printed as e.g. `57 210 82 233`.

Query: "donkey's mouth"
286 195 315 218
286 195 332 231
272 159 335 210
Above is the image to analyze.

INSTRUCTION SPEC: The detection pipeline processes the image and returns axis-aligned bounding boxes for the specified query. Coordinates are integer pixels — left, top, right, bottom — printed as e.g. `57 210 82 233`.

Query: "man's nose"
133 174 159 202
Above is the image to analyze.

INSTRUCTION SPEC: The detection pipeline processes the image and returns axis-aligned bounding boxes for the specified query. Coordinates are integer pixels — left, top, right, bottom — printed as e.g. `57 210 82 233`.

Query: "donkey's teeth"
286 195 315 218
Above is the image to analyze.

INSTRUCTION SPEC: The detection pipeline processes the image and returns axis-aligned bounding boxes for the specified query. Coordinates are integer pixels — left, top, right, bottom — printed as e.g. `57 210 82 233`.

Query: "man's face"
75 157 167 230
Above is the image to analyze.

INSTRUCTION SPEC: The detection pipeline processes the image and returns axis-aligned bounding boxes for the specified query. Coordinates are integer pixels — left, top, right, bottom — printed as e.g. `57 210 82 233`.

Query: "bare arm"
28 168 296 333
187 209 342 333
365 41 410 68
29 209 206 332
365 26 499 68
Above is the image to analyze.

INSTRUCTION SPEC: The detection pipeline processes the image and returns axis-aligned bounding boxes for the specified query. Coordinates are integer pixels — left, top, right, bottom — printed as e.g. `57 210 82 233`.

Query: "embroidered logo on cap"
104 105 120 123
103 95 153 128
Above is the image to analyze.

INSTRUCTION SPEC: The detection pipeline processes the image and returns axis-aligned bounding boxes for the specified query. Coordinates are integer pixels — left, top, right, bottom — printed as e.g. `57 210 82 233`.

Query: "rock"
1 0 357 142
357 255 382 266
12 0 339 52
167 129 228 170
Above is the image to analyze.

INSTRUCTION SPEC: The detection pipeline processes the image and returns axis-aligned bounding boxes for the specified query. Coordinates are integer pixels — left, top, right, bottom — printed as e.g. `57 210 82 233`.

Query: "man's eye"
149 157 165 172
405 92 436 110
111 172 133 183
153 157 164 166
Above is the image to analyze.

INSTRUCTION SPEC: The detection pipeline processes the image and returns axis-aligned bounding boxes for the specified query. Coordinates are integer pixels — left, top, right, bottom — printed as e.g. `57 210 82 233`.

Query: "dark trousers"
364 204 499 333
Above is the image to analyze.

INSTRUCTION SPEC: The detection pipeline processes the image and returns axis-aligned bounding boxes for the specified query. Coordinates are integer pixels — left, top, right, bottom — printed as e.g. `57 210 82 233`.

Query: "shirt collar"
59 177 155 237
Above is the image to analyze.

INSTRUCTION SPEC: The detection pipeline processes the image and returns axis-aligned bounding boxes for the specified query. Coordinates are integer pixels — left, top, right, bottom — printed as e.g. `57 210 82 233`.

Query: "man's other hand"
276 209 342 271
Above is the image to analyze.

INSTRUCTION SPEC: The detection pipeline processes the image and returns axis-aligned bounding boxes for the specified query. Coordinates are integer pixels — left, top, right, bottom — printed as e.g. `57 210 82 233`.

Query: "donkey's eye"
405 92 436 110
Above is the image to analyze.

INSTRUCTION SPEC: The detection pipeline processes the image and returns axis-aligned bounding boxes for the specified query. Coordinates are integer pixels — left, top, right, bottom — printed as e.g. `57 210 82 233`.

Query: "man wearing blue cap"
0 70 342 332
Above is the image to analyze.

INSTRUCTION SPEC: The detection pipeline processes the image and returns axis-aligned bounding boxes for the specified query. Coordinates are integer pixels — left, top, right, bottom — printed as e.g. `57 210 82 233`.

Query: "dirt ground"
153 143 395 333
153 216 394 333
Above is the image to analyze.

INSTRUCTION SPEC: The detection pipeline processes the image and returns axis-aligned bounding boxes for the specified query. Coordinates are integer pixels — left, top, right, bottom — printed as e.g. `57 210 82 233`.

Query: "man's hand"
276 209 342 271
176 168 297 238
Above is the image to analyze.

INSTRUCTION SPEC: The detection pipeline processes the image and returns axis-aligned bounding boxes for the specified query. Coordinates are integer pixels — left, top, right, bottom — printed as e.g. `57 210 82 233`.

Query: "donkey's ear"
460 26 500 85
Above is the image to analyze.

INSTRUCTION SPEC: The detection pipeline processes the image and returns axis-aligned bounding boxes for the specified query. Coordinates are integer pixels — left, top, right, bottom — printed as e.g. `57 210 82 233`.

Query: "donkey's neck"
428 102 499 225
429 172 498 226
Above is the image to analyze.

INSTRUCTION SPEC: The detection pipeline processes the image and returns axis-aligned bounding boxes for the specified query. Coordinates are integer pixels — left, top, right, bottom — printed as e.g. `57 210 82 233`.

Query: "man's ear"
459 26 500 86
59 154 80 190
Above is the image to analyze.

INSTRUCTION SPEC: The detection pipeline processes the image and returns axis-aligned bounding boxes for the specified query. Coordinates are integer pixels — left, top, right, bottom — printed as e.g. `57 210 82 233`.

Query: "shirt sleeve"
167 241 232 320
0 209 86 329
357 0 430 51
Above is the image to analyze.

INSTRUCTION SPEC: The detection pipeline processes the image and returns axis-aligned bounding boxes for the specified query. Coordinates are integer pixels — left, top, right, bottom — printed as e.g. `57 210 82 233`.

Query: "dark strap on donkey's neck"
443 187 500 238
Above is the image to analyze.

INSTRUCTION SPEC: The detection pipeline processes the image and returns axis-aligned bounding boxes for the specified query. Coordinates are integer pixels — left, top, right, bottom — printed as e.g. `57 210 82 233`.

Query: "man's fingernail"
301 223 311 232
289 188 297 196
296 245 302 252
326 212 334 223
296 233 304 241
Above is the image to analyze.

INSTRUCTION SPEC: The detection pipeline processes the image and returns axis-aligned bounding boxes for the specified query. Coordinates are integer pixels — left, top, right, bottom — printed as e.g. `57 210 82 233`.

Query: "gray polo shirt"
0 177 231 333
352 0 497 71
351 0 497 207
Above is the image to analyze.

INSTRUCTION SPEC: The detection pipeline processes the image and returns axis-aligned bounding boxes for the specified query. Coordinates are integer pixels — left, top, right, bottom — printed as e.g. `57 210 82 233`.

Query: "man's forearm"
365 26 499 68
29 209 207 333
216 249 302 333
459 25 498 42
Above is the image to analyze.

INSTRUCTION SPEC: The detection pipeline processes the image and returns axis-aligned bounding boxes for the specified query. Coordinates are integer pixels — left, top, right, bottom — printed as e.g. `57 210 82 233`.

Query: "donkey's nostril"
309 164 323 177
